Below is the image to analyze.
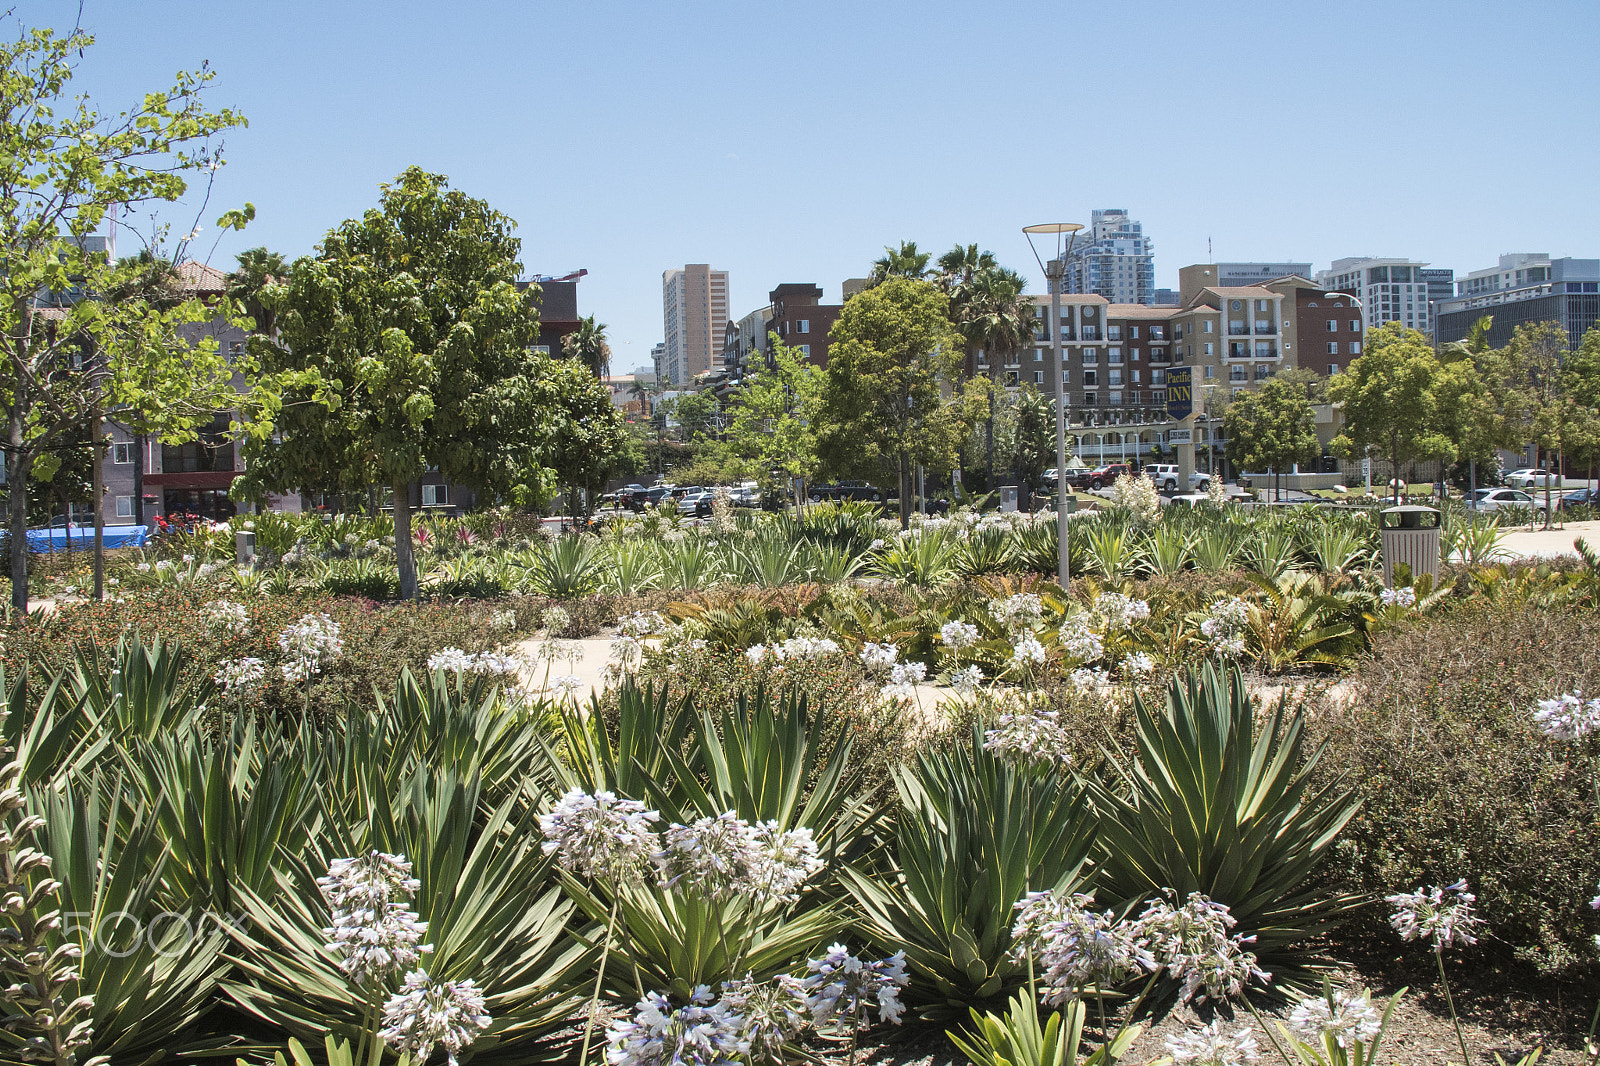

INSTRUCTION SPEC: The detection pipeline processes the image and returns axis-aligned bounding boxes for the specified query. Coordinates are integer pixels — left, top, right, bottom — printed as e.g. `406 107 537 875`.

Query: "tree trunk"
91 400 104 602
394 479 418 600
8 428 29 614
897 454 910 529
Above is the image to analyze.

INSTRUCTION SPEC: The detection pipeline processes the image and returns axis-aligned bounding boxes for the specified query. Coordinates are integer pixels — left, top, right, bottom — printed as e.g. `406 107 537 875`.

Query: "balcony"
1228 344 1250 359
1080 328 1101 341
1228 325 1250 336
1253 346 1279 359
1254 324 1276 335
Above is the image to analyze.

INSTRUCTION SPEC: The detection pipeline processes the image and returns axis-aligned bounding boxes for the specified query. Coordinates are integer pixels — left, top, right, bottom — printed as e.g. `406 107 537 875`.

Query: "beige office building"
661 264 729 385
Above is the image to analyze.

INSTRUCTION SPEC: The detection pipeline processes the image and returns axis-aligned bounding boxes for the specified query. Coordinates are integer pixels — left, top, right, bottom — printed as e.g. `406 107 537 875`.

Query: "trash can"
1379 505 1440 585
235 530 257 569
999 486 1019 513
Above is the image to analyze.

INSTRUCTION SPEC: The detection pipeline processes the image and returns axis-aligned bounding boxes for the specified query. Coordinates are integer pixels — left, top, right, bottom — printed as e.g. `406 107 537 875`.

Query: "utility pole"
1024 222 1083 588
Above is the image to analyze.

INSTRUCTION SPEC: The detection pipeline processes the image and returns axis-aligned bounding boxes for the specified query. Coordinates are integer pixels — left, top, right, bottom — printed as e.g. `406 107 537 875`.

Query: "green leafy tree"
815 277 986 524
1328 323 1454 503
1008 383 1053 491
1223 376 1319 502
1561 326 1600 487
665 391 720 446
562 315 612 378
239 166 551 599
1434 314 1501 493
543 356 628 521
722 336 823 502
865 240 931 286
1494 321 1584 526
0 21 255 610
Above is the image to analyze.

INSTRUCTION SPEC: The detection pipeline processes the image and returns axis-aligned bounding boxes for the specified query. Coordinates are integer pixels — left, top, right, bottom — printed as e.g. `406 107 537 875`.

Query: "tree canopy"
1328 323 1455 503
239 166 554 598
1223 375 1319 500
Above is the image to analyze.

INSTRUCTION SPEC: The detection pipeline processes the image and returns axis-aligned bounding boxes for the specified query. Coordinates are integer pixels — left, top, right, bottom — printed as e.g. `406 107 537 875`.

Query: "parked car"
1190 470 1216 491
727 485 760 508
1563 487 1599 507
1079 463 1131 491
628 485 674 511
613 483 647 509
1144 464 1183 492
679 490 716 517
1505 468 1554 490
808 480 884 503
1468 487 1550 514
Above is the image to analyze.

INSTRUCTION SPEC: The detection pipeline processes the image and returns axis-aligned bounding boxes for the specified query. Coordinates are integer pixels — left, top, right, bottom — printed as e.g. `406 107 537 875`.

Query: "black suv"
807 480 884 503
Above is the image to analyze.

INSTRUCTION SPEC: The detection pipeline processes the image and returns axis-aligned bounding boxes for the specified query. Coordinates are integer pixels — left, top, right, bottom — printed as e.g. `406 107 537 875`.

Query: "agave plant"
1085 661 1361 978
1143 524 1193 576
950 992 1143 1066
731 530 806 588
846 725 1096 1016
655 538 724 590
954 526 1014 578
868 526 959 587
1189 526 1242 573
1299 522 1371 575
599 538 663 594
1241 525 1302 579
522 535 606 598
1083 524 1146 581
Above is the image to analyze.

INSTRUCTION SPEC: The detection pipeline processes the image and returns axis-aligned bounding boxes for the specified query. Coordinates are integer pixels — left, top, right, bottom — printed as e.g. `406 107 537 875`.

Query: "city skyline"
16 0 1600 372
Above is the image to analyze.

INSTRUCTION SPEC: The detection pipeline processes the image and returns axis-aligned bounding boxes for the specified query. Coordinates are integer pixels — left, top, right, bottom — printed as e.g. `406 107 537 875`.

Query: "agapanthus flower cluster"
426 648 522 677
1011 634 1048 668
543 606 572 634
551 673 585 699
1164 1020 1261 1066
988 594 1044 637
619 611 669 638
747 636 843 663
203 599 251 636
949 665 985 694
940 620 979 649
1136 891 1270 1004
214 656 267 698
1014 892 1155 1001
489 609 518 633
859 642 900 676
1287 987 1384 1049
1069 667 1110 691
881 661 926 700
278 612 343 681
380 970 493 1066
539 788 661 882
983 708 1074 768
653 812 757 897
1124 652 1156 676
800 944 909 1029
319 852 431 984
1094 593 1151 631
1531 692 1600 741
1385 879 1481 951
1378 586 1417 609
1059 616 1104 662
1200 598 1250 657
606 988 749 1066
744 823 825 905
719 975 807 1061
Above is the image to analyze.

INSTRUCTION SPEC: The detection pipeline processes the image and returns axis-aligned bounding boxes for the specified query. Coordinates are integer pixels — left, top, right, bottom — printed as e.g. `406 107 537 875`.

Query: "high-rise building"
650 342 667 381
1048 209 1157 305
1437 254 1600 350
1315 257 1440 334
661 264 729 385
719 305 773 383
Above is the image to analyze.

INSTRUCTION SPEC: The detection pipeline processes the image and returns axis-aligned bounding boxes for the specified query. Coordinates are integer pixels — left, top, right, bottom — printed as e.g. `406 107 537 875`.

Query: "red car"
1072 464 1132 491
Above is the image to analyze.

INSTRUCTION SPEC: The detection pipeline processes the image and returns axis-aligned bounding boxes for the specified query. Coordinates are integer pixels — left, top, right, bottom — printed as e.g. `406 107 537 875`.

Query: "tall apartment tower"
661 264 729 385
1315 257 1444 334
1048 209 1157 305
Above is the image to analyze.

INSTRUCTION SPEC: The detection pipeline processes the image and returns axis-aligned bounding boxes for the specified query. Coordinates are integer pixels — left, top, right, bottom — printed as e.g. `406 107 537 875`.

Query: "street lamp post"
1024 222 1084 588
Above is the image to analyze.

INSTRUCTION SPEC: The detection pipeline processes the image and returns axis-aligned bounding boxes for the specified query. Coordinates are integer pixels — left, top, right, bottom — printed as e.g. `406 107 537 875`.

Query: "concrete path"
1495 518 1600 560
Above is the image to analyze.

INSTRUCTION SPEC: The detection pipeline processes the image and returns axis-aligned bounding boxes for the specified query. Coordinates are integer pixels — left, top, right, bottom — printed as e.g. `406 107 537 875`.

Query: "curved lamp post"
1024 222 1084 588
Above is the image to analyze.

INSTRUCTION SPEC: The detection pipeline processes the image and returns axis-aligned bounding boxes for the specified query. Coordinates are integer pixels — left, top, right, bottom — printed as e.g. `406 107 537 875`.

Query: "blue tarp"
24 526 149 553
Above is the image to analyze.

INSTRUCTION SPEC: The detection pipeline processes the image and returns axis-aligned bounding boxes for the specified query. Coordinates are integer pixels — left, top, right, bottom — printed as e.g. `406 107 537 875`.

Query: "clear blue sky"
17 0 1600 372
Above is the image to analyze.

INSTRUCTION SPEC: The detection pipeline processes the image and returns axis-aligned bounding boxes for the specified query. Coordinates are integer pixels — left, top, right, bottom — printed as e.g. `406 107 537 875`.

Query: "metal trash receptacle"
235 530 257 569
1000 486 1018 512
1379 505 1440 584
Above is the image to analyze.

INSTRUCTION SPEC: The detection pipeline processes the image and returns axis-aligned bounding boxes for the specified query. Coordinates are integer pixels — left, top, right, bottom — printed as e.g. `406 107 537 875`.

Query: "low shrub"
1310 605 1600 974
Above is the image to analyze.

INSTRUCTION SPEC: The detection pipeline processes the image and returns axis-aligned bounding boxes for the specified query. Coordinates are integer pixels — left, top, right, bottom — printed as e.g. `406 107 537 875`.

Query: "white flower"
538 788 660 882
1385 879 1481 951
988 593 1044 637
1288 988 1383 1049
619 610 668 638
745 822 825 905
427 647 476 674
801 943 909 1029
949 665 985 694
1164 1020 1261 1066
1136 891 1270 1005
1059 616 1104 661
1124 652 1155 676
888 661 926 687
940 620 979 649
1069 667 1110 691
745 645 768 665
1378 586 1417 609
1094 592 1151 630
984 708 1073 767
653 811 762 900
1532 692 1600 741
720 975 807 1060
318 853 431 983
543 606 572 633
859 642 899 676
1200 597 1250 657
214 656 266 697
489 609 518 632
606 988 749 1066
1012 892 1156 1002
135 562 152 572
380 970 492 1066
278 612 342 678
552 673 584 699
1011 634 1047 667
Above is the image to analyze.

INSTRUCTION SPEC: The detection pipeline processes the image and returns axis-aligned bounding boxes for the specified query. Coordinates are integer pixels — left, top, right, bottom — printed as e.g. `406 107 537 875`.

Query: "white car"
1144 464 1183 492
1504 468 1555 490
1468 487 1549 513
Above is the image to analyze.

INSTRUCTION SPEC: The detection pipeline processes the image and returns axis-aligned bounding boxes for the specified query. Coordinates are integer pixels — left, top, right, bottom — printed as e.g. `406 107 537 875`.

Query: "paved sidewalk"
1495 518 1600 560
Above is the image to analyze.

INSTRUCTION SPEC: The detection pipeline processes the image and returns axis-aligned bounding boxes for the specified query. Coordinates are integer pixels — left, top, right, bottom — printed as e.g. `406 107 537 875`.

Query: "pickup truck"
807 481 885 503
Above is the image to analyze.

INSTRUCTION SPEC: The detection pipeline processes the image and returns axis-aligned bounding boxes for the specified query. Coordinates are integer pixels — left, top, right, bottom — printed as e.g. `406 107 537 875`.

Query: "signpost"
1166 367 1197 488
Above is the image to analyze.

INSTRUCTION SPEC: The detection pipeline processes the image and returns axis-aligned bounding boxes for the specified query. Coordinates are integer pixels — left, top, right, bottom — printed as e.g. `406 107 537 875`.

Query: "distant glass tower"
1048 209 1157 305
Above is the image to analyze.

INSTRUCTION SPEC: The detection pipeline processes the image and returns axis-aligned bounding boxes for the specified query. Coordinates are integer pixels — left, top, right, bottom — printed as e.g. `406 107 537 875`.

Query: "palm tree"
562 315 612 377
867 241 931 286
225 247 289 337
626 377 651 417
953 267 1034 485
935 243 997 299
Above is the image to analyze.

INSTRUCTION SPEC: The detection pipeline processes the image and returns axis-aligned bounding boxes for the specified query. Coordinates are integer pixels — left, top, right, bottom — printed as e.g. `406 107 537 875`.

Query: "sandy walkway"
1495 518 1600 560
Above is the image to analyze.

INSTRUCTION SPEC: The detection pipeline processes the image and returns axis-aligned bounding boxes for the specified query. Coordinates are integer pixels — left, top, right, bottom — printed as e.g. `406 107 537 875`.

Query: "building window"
1326 319 1338 332
1152 368 1165 385
1109 390 1123 405
1256 300 1267 312
1132 369 1141 383
1327 342 1339 355
1254 364 1270 380
1349 341 1361 354
797 320 809 334
1034 370 1044 384
1328 364 1340 375
1109 348 1123 364
1131 325 1140 339
1110 369 1123 386
1131 348 1141 362
1084 370 1098 386
1203 343 1213 356
113 443 132 465
1204 365 1214 379
227 341 243 361
797 344 810 356
1034 349 1042 362
1350 320 1360 331
115 495 133 518
1203 321 1214 333
1082 348 1097 364
422 483 450 507
1082 392 1097 406
532 345 551 355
